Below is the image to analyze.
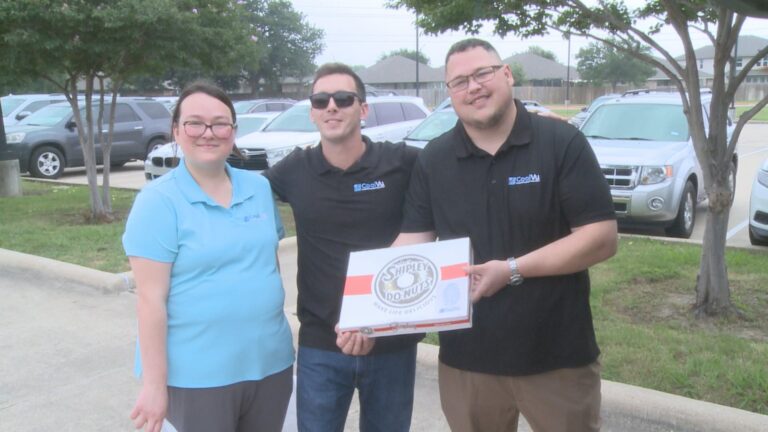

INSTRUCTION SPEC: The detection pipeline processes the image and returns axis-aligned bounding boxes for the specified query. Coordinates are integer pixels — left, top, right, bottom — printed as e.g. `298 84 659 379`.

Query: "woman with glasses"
123 81 294 432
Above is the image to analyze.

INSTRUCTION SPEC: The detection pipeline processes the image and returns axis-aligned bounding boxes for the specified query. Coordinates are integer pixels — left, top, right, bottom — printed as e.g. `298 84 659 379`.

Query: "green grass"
0 180 295 272
2 182 767 414
550 107 584 118
736 104 768 122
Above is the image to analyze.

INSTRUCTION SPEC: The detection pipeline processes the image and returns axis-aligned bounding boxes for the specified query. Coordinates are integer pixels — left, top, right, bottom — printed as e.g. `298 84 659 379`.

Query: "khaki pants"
439 361 601 432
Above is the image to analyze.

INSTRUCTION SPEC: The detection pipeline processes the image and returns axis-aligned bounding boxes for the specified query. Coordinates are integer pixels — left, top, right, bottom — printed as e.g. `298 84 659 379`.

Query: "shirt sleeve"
400 152 435 233
262 158 288 203
122 188 179 263
558 131 616 227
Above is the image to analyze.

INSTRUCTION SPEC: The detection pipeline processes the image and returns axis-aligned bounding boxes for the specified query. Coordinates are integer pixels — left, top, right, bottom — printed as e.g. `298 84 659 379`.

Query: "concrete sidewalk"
1 243 767 431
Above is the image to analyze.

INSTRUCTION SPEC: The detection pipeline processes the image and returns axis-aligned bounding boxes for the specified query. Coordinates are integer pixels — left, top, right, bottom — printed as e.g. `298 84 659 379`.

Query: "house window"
699 59 704 69
735 58 742 68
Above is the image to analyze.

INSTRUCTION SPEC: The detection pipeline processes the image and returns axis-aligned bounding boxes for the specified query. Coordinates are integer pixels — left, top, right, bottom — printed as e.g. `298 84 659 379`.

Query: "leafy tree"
237 0 324 96
576 39 655 92
508 61 527 85
0 0 253 219
379 48 431 65
526 45 557 62
392 0 768 318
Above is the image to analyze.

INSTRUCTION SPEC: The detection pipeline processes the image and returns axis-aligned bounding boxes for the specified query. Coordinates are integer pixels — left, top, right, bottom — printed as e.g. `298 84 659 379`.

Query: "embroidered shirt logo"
243 213 265 222
353 180 385 192
508 173 541 186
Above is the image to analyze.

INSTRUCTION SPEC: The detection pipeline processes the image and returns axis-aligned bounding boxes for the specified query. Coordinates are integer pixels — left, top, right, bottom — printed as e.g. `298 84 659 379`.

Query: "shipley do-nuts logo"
374 255 438 308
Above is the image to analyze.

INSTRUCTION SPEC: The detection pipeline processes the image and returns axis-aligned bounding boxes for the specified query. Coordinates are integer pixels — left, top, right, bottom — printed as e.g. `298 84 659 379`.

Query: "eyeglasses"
309 91 360 109
446 65 505 92
182 121 235 139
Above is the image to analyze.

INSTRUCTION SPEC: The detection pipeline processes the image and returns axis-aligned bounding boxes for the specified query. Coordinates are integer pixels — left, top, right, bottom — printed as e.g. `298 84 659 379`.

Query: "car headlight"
5 132 26 144
758 168 768 188
639 166 672 185
266 146 297 167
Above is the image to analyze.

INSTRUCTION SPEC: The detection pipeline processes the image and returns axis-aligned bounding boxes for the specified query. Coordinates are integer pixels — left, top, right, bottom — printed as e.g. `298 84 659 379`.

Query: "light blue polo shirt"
123 160 294 388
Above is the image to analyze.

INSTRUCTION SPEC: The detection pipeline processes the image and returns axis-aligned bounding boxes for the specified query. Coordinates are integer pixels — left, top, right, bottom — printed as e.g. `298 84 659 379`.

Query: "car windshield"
233 100 256 114
263 104 317 133
406 110 458 141
18 104 73 126
236 117 269 137
1 97 25 115
581 103 689 142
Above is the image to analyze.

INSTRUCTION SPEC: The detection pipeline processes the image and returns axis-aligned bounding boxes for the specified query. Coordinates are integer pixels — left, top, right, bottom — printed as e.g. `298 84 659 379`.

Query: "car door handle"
134 126 144 130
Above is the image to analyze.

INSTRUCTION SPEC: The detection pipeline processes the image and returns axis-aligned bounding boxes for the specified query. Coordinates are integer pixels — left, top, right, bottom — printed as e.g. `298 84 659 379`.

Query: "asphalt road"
41 123 768 249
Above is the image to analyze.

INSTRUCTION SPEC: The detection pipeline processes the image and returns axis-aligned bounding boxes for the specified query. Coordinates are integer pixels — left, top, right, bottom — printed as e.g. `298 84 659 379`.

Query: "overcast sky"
288 0 768 69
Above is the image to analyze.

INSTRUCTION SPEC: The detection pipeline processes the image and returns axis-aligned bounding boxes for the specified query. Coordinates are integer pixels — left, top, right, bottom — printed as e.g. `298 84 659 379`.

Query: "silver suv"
581 90 736 238
1 94 68 126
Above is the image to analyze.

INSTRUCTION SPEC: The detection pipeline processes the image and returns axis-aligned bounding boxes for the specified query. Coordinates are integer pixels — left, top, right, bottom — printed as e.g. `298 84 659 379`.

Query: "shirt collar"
174 159 257 207
453 98 533 158
309 135 377 175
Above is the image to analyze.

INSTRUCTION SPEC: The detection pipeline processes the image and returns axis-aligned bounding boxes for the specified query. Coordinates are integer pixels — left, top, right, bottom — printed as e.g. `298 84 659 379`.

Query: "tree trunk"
694 189 739 318
76 77 108 221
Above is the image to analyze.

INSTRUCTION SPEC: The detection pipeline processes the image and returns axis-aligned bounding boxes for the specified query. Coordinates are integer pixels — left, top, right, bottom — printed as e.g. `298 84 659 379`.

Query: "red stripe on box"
343 275 374 295
441 263 467 280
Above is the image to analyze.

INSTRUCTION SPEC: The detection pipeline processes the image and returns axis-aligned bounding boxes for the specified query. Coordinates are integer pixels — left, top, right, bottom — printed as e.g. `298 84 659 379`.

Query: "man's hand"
335 325 376 356
466 260 511 303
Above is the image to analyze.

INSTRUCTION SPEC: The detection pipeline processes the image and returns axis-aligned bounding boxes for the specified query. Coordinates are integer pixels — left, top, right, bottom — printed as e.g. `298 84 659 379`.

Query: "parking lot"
35 123 768 249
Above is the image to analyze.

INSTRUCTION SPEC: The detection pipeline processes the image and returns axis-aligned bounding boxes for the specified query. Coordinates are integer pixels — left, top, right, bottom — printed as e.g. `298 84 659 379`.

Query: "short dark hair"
172 80 236 129
312 63 366 102
444 38 501 66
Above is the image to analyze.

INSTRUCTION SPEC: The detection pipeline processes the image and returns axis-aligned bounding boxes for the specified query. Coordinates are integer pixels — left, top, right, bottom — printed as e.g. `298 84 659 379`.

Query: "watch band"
507 257 524 286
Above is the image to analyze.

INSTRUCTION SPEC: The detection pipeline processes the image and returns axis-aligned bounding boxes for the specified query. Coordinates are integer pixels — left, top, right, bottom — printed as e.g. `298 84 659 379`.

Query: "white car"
236 95 430 169
403 98 554 149
143 112 279 180
749 157 768 246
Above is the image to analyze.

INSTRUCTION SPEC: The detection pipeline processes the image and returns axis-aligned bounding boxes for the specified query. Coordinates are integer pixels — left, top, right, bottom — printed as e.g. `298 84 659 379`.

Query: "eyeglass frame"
180 120 237 139
445 65 506 93
309 91 361 110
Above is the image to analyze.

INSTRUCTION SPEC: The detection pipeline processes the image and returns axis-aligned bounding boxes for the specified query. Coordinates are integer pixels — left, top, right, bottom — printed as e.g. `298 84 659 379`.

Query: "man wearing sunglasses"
263 63 422 432
394 38 618 431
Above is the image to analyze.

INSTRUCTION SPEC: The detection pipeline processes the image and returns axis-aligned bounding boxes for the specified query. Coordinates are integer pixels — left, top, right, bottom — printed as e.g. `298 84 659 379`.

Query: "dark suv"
4 98 170 179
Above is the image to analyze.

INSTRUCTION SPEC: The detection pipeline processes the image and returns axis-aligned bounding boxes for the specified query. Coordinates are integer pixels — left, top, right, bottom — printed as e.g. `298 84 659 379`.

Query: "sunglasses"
309 91 360 109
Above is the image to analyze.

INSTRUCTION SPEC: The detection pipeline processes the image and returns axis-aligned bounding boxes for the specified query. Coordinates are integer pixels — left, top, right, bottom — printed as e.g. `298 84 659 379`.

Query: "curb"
0 248 134 294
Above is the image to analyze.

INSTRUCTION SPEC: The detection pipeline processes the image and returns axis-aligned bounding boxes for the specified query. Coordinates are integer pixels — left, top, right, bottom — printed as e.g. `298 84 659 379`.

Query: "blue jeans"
296 344 417 432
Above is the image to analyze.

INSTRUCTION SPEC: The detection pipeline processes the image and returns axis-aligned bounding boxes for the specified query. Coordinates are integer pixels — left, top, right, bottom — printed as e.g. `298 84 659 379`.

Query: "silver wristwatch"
507 257 524 286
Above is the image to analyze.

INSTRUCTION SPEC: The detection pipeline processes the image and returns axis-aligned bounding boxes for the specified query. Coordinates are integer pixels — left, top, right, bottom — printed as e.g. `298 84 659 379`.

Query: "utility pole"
565 31 571 109
415 10 420 97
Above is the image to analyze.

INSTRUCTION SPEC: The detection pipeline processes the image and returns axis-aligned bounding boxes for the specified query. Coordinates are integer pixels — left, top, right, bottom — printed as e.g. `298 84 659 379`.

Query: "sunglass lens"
333 93 356 108
310 93 331 109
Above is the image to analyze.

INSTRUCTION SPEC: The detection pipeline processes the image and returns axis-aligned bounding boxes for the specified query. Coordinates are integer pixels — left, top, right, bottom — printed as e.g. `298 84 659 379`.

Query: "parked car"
1 94 68 126
568 94 621 128
233 98 295 114
234 95 430 170
581 90 737 238
5 98 170 179
151 96 178 112
143 112 279 180
749 157 768 246
403 98 554 149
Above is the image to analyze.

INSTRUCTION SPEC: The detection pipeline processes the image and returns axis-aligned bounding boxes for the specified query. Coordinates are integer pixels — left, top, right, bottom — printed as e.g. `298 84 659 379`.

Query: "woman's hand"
130 382 168 432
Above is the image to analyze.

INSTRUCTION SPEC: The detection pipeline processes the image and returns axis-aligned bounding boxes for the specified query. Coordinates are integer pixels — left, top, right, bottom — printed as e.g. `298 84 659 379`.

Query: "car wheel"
146 138 166 159
749 226 768 246
29 146 65 179
666 181 696 238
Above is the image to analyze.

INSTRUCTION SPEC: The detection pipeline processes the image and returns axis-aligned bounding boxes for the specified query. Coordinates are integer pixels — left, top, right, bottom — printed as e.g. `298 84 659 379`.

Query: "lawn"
736 104 768 122
1 181 767 415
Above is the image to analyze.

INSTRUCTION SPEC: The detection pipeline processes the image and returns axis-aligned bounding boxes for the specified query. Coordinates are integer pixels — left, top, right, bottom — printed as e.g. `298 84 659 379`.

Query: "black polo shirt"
401 99 616 375
264 136 423 354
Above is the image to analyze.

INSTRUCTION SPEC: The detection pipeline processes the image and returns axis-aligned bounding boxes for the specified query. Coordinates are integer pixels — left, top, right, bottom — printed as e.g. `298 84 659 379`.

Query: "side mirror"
65 120 77 130
360 120 367 129
581 107 587 112
15 111 32 121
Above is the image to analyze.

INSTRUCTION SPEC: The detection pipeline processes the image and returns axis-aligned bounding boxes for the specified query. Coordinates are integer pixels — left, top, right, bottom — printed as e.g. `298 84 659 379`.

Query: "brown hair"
312 63 366 102
444 38 501 67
